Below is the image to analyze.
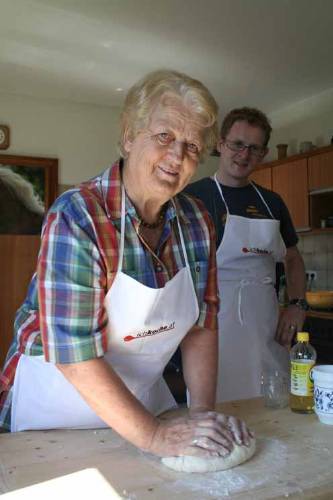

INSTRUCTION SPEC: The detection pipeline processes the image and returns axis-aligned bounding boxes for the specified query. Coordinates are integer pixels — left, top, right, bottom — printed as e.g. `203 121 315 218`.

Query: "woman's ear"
123 127 133 154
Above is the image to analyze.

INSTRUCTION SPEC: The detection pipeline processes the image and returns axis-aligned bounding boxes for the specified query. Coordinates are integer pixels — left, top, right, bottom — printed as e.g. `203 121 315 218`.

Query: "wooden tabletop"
1 398 333 499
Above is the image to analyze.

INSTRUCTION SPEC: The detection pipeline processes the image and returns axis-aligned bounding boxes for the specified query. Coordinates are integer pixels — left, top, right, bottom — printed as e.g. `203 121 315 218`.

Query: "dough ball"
161 436 256 473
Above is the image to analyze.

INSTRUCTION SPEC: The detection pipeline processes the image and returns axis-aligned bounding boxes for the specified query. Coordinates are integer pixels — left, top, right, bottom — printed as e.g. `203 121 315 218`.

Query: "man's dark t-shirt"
184 177 298 248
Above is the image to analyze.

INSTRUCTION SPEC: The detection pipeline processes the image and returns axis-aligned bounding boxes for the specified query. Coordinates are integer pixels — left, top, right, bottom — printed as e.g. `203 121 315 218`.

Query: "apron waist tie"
237 276 274 325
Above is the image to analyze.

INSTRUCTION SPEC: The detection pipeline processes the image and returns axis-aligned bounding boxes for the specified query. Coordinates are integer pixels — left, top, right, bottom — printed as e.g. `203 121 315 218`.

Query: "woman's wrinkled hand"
145 411 253 458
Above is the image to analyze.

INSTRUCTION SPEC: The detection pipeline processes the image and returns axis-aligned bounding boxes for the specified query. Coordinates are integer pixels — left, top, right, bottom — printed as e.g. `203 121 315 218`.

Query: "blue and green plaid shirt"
0 160 218 430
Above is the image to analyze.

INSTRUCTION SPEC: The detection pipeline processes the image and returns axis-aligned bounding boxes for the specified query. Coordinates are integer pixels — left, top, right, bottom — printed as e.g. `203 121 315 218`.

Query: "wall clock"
0 125 10 149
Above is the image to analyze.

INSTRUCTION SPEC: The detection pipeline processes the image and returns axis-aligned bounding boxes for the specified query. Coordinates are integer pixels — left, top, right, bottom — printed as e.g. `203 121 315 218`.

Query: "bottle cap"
297 332 309 342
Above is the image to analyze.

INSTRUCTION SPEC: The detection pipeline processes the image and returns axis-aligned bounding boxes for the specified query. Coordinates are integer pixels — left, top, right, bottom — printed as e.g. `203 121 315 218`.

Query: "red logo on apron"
124 321 176 342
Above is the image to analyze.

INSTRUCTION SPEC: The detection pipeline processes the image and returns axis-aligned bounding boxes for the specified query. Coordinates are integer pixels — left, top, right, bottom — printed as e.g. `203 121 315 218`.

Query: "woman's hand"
146 411 253 458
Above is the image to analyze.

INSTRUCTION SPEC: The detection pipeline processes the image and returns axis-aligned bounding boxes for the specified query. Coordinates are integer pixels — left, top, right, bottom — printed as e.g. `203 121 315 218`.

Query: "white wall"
195 154 219 181
197 86 333 177
0 93 121 185
0 90 221 185
267 86 333 161
3 85 332 185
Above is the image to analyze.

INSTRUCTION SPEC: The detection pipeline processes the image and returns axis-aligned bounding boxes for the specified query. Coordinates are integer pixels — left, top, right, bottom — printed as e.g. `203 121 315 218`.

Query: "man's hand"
275 305 306 348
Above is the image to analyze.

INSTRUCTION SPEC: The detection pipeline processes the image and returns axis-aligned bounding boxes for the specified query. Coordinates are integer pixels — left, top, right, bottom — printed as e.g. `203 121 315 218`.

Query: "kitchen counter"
280 306 333 321
1 398 333 499
306 309 333 321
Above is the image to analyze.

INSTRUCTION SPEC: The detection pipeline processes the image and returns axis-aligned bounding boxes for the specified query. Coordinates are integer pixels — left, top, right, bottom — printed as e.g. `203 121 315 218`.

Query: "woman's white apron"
11 185 199 431
213 175 289 402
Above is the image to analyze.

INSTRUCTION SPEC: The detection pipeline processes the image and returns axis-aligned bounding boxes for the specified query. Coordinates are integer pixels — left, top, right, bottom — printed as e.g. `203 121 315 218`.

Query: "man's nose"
237 146 251 159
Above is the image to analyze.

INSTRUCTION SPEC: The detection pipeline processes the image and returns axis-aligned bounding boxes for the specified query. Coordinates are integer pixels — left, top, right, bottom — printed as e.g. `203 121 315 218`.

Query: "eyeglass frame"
221 139 268 158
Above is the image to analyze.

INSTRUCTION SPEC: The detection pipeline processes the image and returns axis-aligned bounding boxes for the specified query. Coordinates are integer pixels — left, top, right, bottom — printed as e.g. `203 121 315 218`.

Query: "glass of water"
261 369 289 409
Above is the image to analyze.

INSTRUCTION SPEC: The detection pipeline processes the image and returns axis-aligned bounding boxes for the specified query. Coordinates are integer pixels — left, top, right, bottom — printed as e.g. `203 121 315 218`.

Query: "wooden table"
1 398 333 499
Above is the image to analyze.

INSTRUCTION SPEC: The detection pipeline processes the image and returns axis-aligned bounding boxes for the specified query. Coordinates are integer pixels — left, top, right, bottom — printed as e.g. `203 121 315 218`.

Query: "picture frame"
0 153 58 234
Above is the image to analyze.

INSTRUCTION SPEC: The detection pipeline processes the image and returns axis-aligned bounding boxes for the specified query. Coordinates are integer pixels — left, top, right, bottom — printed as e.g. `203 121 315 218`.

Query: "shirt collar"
98 159 190 225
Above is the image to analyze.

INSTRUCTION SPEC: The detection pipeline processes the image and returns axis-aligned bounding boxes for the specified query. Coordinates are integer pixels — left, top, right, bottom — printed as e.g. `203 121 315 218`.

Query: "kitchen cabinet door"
250 166 272 190
272 158 309 230
308 149 333 191
0 235 40 367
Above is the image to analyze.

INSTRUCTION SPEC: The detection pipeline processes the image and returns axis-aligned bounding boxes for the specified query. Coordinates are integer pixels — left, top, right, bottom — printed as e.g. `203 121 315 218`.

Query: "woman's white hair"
0 166 45 215
119 69 219 158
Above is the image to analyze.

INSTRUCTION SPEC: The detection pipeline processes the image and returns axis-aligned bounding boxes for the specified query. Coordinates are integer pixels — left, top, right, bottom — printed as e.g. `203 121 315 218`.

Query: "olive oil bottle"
290 332 317 413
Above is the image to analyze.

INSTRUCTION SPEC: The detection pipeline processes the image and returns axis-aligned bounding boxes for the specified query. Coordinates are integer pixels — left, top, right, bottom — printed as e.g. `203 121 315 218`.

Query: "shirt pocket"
189 260 209 304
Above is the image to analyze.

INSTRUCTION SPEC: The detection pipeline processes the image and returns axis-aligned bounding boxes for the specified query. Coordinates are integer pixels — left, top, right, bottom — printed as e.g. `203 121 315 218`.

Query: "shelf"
280 306 333 321
297 227 333 236
306 309 333 321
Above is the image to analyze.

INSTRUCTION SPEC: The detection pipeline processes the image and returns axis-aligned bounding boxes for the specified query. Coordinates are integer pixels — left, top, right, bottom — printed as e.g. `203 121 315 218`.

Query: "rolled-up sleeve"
196 210 219 331
38 197 109 364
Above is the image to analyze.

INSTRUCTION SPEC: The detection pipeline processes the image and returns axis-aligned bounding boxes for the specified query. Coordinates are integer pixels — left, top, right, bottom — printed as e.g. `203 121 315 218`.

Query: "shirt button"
196 265 201 272
156 265 163 272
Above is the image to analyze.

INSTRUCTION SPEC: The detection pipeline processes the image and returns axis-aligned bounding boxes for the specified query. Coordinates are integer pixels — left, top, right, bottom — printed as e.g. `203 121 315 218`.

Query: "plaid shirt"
0 160 218 430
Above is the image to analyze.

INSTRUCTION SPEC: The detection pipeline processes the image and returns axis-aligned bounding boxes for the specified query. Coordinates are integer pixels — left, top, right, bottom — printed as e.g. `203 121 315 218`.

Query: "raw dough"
161 436 256 473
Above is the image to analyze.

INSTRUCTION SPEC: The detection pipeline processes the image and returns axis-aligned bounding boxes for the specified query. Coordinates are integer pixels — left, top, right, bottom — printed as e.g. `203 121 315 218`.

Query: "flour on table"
161 436 256 473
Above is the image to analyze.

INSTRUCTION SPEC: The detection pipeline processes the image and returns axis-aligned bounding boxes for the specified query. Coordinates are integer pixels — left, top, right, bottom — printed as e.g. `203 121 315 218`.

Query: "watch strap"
288 298 309 311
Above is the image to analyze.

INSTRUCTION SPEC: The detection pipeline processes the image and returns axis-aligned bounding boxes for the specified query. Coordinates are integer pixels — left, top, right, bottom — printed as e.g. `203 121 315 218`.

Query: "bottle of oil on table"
290 331 317 413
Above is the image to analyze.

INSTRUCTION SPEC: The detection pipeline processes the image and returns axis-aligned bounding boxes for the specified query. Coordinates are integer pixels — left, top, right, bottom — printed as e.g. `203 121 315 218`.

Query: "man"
185 107 307 402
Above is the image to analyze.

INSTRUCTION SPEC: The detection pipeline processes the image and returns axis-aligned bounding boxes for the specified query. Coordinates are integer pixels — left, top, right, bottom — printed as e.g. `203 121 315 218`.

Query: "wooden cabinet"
272 158 309 230
256 145 333 232
0 235 40 367
308 149 333 191
250 166 272 190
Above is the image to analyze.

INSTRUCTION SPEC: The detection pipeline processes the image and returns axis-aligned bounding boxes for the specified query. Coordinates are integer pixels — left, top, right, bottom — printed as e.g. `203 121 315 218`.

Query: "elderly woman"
0 70 251 457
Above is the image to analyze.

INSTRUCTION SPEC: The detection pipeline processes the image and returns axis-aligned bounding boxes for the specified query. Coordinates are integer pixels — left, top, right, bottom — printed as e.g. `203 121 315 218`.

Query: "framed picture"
0 154 58 234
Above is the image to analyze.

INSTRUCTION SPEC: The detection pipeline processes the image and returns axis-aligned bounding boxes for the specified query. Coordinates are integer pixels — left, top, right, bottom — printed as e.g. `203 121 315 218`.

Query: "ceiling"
1 0 333 118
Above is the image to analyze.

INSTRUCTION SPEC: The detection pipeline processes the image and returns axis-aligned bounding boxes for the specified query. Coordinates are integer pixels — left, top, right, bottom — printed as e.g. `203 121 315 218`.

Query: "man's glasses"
223 140 266 158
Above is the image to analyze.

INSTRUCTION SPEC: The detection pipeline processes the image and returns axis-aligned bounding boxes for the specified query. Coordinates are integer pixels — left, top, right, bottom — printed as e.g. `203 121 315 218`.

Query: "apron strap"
118 186 190 272
171 199 190 269
214 174 276 220
250 181 275 219
117 184 126 273
213 174 230 214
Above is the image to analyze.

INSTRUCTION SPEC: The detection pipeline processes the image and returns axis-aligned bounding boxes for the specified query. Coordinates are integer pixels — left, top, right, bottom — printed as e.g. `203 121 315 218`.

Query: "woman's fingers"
216 413 253 446
148 412 252 458
188 435 233 456
190 411 253 447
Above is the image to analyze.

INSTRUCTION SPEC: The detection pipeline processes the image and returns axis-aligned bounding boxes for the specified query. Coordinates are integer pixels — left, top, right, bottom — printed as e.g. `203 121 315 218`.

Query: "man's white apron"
11 185 199 431
213 175 289 402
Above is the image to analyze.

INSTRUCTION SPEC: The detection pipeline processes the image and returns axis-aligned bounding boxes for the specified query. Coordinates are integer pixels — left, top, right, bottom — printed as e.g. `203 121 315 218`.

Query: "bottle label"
290 360 315 396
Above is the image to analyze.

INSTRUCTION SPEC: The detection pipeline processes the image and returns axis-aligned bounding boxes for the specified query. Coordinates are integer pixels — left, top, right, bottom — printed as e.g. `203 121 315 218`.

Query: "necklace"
137 203 168 229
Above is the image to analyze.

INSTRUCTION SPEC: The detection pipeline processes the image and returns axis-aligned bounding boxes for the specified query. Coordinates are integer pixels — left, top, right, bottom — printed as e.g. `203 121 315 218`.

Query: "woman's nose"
168 140 186 162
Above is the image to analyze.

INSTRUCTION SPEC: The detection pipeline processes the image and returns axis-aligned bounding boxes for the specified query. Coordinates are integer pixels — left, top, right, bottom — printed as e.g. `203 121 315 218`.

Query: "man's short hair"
220 107 272 146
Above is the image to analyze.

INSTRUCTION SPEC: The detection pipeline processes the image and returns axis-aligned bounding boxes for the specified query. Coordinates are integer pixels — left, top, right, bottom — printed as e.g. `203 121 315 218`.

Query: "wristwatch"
288 298 310 311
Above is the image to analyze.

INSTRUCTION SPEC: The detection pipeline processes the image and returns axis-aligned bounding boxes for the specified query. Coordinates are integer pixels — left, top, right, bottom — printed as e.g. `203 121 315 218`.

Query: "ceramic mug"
311 365 333 425
300 141 313 153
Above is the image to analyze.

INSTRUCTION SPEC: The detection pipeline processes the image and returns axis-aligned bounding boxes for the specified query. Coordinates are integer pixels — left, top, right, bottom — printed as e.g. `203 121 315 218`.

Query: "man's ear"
217 139 223 154
262 147 269 160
